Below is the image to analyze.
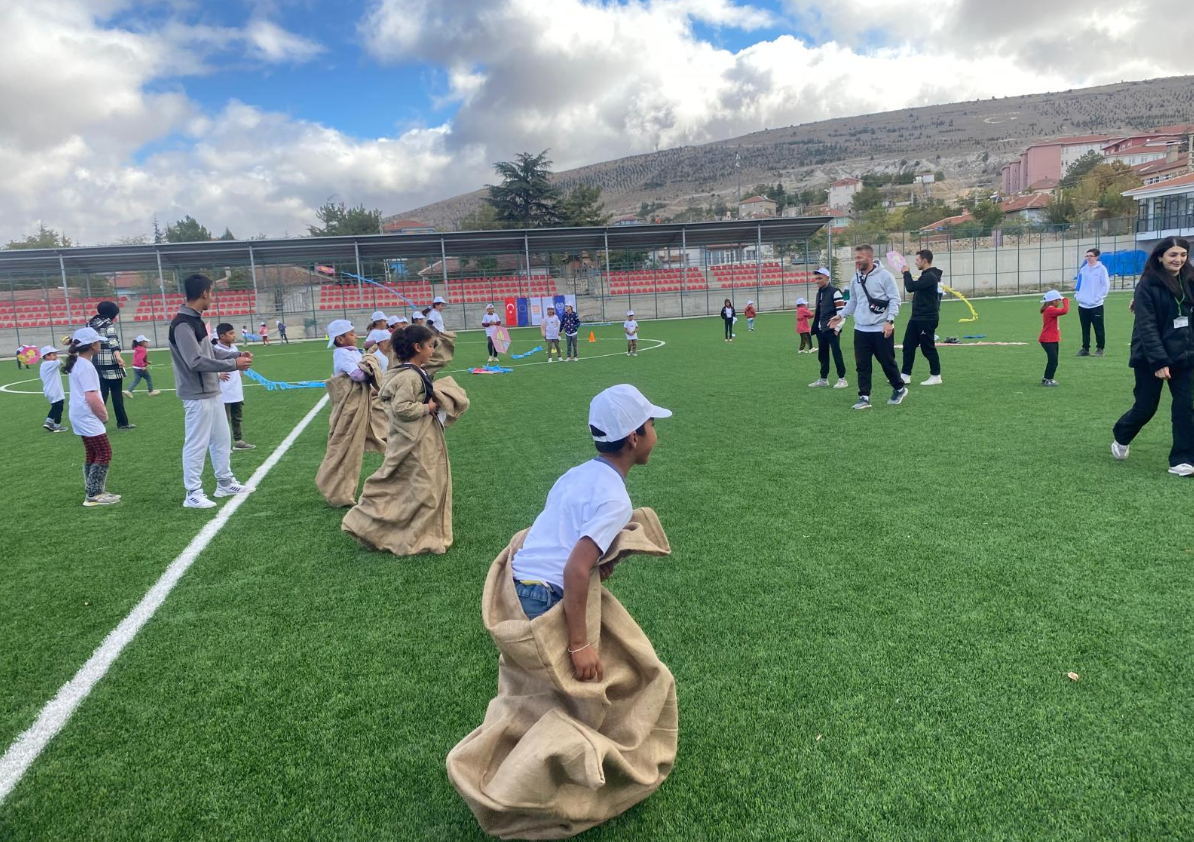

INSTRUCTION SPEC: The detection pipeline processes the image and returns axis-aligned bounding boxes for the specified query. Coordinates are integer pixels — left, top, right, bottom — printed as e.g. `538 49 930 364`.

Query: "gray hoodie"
839 263 900 332
168 306 240 400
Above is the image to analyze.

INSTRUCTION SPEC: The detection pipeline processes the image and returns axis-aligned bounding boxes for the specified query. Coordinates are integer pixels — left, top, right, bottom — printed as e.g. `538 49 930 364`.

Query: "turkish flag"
504 297 517 330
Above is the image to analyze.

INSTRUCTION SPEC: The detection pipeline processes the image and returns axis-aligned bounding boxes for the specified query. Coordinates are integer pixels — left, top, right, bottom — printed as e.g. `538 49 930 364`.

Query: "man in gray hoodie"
830 244 907 409
169 273 255 509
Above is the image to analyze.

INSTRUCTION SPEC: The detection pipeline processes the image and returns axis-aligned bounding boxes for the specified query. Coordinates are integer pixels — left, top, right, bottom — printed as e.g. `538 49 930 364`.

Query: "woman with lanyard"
1111 237 1194 475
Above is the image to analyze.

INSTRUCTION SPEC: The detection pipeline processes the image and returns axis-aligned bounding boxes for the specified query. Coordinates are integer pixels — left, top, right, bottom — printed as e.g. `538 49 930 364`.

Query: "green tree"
485 150 561 228
557 184 611 226
218 227 236 241
1060 150 1105 189
165 215 212 243
798 187 829 207
5 223 71 250
1071 162 1141 220
152 216 165 245
773 182 788 214
972 200 1005 230
308 202 383 237
1043 193 1078 226
933 170 945 182
458 203 499 231
851 184 884 213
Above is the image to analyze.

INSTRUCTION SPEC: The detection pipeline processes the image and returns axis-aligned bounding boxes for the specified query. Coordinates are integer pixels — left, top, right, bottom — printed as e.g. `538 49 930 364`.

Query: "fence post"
680 229 687 319
602 230 611 324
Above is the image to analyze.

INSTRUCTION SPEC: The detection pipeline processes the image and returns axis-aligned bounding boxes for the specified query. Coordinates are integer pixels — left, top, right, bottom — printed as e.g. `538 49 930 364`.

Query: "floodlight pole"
354 240 364 310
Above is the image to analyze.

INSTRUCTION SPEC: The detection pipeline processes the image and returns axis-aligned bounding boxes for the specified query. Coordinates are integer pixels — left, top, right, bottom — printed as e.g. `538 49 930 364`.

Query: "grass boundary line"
0 392 331 808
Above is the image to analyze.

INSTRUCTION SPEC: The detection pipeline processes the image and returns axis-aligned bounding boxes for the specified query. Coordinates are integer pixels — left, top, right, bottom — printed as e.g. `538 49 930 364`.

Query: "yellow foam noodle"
941 286 979 323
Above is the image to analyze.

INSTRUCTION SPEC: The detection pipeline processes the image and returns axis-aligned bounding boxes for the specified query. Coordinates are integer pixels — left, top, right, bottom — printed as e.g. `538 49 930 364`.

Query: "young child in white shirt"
510 384 671 680
328 319 368 381
623 311 639 356
482 305 502 363
542 306 562 362
64 327 120 507
366 328 391 373
363 311 388 350
215 323 255 451
39 345 67 432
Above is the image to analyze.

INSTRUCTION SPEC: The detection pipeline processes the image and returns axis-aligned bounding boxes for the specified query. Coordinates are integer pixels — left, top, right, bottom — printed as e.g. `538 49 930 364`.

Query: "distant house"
1027 177 1059 195
382 219 437 235
919 212 973 233
1132 141 1194 185
999 193 1052 224
738 195 777 219
828 177 861 210
612 216 644 227
1002 134 1120 194
914 172 935 185
1123 171 1194 246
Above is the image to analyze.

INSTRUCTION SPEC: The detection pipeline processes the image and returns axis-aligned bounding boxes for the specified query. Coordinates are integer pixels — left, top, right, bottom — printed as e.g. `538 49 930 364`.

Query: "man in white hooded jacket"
830 244 908 409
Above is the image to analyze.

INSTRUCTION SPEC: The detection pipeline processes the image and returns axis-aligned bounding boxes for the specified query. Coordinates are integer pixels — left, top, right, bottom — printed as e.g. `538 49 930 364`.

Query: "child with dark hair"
39 346 67 432
125 335 161 396
87 300 134 429
342 324 470 556
64 327 120 506
214 323 254 451
1039 290 1069 386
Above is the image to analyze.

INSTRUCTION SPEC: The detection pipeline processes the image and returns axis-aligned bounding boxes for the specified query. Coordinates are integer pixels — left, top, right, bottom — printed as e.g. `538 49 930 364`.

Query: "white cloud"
245 18 326 63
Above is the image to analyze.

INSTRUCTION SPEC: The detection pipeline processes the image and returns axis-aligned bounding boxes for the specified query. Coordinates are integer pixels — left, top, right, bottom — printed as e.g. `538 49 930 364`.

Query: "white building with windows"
1124 172 1194 247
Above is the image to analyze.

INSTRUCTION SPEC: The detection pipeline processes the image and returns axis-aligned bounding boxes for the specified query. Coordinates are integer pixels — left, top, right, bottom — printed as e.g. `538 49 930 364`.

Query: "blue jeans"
128 368 154 392
515 581 563 620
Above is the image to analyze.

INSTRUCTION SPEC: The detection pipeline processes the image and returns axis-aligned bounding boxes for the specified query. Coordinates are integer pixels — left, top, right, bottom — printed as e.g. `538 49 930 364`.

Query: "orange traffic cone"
588 330 596 343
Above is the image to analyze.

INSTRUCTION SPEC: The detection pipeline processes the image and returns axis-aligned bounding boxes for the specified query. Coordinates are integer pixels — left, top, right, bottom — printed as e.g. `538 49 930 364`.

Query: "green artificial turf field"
2 292 1193 841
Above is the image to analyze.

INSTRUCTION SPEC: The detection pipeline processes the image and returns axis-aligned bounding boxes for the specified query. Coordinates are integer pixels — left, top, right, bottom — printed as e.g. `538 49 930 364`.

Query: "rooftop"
1122 171 1194 198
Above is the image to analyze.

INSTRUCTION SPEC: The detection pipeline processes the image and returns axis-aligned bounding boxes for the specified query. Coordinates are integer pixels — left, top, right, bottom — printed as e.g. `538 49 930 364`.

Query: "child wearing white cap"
327 320 368 382
510 384 671 680
364 311 388 351
366 328 392 373
1039 290 1069 386
482 304 502 363
426 297 447 333
795 298 814 353
39 346 67 432
125 335 161 397
63 327 120 506
623 311 639 356
745 300 757 331
542 306 562 362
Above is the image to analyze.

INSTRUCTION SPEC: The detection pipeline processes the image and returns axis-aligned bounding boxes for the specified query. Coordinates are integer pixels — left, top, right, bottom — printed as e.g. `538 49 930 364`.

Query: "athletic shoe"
852 397 872 410
83 493 121 507
548 358 554 363
148 390 162 396
1076 349 1090 357
233 440 257 450
183 492 217 509
834 378 849 389
808 378 829 388
1168 463 1194 477
1043 379 1059 387
900 373 912 384
43 421 55 431
118 423 137 430
921 375 943 386
214 480 254 497
1111 441 1130 460
888 387 909 405
53 424 68 433
123 390 133 399
1094 349 1104 358
632 352 638 356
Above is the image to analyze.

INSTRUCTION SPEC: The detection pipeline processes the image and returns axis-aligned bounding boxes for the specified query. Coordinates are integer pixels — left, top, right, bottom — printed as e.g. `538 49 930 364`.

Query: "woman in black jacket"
1112 237 1194 475
720 298 735 342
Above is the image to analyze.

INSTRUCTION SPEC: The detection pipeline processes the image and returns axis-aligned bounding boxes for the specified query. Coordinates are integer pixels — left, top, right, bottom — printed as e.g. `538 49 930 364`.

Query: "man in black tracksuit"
900 248 943 385
810 267 847 387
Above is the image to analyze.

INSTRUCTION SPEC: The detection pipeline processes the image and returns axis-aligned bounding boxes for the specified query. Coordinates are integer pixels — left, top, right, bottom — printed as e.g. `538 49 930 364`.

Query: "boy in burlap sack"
448 385 675 839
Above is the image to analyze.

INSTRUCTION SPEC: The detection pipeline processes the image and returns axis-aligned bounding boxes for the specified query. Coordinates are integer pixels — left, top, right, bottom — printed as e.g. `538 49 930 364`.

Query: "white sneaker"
834 378 849 389
548 358 554 363
83 492 121 507
214 480 254 497
184 492 217 509
1111 441 1129 461
900 373 912 384
808 378 829 388
123 390 133 399
1168 463 1194 477
852 397 872 410
921 375 943 386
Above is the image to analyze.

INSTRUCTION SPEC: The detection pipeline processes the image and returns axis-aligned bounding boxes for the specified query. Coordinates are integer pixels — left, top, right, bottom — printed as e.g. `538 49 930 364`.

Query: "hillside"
393 75 1194 228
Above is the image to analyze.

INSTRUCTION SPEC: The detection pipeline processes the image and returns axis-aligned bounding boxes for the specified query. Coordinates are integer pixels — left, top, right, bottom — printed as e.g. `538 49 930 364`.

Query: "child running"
214 323 255 451
624 310 639 357
1040 289 1069 386
363 311 389 350
745 300 757 331
795 298 814 353
125 335 161 396
482 304 502 363
39 345 67 432
64 327 120 506
330 320 367 381
562 303 581 361
542 306 562 362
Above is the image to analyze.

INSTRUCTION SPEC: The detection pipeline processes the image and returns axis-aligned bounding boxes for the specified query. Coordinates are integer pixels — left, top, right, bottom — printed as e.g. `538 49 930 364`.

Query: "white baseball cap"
627 310 635 317
396 314 409 324
386 315 400 327
486 303 495 310
367 328 391 343
72 326 104 346
796 297 808 306
411 310 425 320
1042 289 1062 303
38 345 58 356
432 296 446 305
326 319 354 348
371 310 386 322
589 385 672 442
135 334 150 343
747 300 754 305
816 267 831 278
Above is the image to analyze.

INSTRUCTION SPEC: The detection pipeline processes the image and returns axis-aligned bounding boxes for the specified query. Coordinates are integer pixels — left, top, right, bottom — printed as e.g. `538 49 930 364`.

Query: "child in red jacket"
745 300 757 331
1039 290 1069 386
795 298 814 353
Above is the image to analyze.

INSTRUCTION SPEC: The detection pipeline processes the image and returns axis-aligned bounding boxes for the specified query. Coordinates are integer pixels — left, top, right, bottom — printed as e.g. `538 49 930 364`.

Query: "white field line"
0 392 331 807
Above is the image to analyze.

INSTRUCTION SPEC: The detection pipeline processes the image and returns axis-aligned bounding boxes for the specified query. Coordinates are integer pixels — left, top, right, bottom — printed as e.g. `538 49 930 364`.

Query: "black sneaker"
1076 349 1090 357
888 386 908 405
1094 349 1104 357
118 424 137 430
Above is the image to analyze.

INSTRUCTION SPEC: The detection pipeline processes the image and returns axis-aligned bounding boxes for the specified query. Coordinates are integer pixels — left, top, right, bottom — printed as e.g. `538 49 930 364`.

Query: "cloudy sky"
2 0 1192 245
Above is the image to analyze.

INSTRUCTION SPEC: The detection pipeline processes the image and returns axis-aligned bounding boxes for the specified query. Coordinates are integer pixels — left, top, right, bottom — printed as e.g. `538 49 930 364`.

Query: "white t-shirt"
543 316 561 341
40 359 64 403
68 356 105 437
510 459 634 591
365 329 390 372
482 313 500 337
427 308 446 333
216 342 244 403
623 319 638 340
332 346 364 377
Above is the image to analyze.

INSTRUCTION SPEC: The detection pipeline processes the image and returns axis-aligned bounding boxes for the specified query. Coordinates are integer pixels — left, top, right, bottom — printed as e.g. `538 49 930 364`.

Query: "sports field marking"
446 337 666 374
0 393 331 808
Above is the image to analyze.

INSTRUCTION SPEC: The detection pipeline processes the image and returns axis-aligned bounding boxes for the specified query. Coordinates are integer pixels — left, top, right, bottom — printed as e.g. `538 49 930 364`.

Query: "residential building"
1027 177 1059 195
1133 139 1194 185
920 212 973 233
999 193 1052 225
738 195 777 219
1002 135 1120 194
828 177 862 210
1124 172 1194 245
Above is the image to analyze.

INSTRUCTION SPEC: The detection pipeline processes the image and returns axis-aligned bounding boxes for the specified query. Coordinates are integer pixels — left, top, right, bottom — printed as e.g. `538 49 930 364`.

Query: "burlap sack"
447 508 676 839
314 354 387 507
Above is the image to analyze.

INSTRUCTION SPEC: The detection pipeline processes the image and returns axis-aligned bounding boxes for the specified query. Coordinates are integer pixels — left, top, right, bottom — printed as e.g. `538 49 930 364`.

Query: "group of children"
538 303 584 362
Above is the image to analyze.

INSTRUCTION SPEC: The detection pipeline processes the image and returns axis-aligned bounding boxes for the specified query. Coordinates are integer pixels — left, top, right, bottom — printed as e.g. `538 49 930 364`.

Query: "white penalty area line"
0 392 331 807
